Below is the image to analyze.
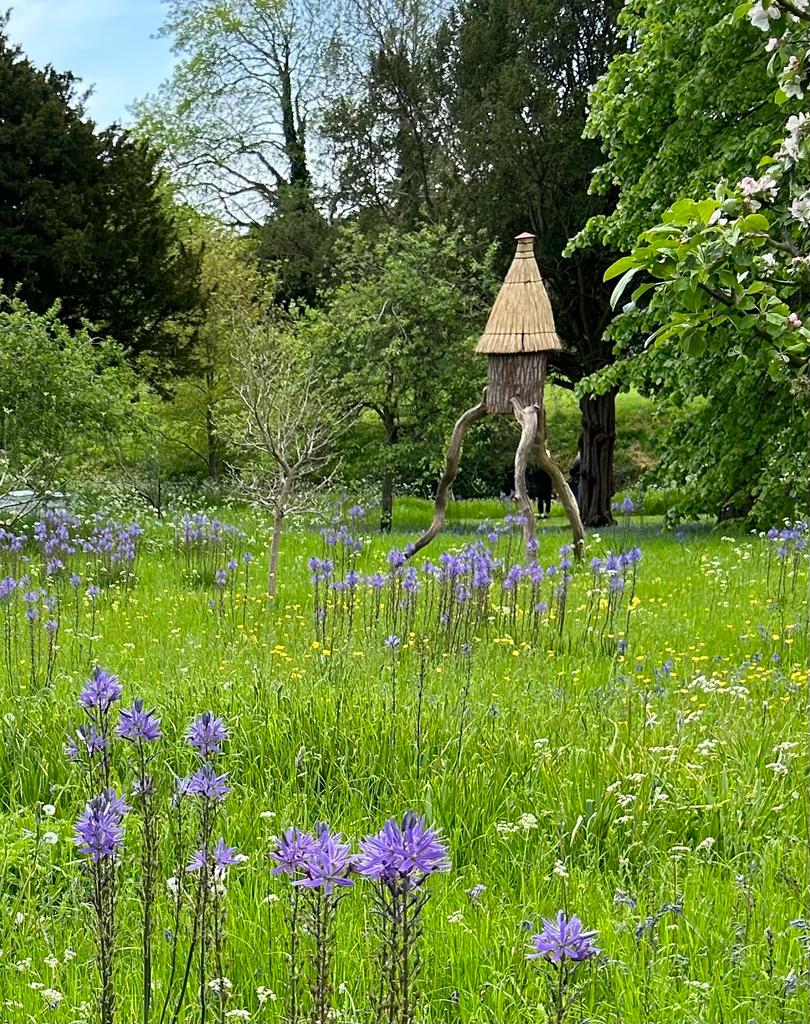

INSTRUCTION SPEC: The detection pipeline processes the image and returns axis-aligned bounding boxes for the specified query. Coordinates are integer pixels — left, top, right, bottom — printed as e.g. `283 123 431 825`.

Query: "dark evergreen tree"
0 22 200 366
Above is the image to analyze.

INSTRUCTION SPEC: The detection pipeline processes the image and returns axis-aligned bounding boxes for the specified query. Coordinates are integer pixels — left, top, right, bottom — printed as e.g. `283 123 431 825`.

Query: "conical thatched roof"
475 232 562 354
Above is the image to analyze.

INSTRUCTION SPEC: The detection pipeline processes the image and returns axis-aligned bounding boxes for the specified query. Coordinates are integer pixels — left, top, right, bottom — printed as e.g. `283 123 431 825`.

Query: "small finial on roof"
514 231 536 240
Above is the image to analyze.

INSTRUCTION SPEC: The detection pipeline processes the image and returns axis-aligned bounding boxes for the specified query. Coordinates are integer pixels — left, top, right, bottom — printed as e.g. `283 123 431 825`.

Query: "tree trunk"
578 389 617 527
267 510 285 598
380 472 394 534
380 415 398 533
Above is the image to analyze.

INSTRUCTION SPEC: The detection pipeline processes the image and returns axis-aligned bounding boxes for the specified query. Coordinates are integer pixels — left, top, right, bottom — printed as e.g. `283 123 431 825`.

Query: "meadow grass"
0 505 806 1024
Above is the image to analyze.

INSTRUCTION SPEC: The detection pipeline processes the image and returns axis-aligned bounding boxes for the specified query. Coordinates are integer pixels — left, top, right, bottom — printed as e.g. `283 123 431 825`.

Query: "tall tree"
577 0 808 524
0 22 200 364
137 0 326 222
322 0 448 226
431 0 624 524
319 224 497 530
323 0 624 522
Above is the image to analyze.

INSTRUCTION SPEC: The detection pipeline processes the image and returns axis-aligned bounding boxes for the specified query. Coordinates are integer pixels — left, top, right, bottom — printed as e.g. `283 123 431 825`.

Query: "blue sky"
7 1 173 127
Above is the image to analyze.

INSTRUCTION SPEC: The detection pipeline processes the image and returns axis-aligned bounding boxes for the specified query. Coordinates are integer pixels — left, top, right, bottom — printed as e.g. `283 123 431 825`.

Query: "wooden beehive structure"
476 232 562 413
408 232 584 562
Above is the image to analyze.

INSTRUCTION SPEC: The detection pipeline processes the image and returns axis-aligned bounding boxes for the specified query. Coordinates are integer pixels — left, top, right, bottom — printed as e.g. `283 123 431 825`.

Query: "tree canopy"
0 20 200 365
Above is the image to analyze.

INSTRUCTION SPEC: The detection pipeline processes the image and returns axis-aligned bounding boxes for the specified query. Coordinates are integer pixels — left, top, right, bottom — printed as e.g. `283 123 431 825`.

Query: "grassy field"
0 501 806 1023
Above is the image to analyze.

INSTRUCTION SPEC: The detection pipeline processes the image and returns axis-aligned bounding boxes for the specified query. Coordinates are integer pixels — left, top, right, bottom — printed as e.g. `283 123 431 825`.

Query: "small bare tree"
234 328 349 597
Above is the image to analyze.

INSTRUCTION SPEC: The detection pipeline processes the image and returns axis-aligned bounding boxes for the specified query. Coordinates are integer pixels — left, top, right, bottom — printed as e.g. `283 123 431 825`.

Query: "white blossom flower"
749 0 780 31
789 194 810 226
42 804 56 817
42 831 59 845
225 1012 251 1021
256 987 277 1005
44 954 59 969
208 977 233 994
782 113 807 164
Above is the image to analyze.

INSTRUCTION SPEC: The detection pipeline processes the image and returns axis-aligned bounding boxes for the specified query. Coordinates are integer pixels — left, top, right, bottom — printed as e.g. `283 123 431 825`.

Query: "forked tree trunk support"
409 392 586 563
534 407 586 561
406 392 488 558
510 399 539 563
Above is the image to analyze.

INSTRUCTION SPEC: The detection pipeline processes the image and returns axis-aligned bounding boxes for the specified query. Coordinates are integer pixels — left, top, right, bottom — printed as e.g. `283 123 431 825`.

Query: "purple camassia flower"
0 577 16 601
270 827 319 876
44 619 58 634
187 838 242 875
348 505 365 520
119 699 162 743
187 764 230 802
355 812 450 885
73 789 129 862
226 559 238 572
66 725 106 759
384 635 401 650
402 567 419 594
79 666 123 712
387 549 406 570
527 911 599 964
621 496 636 515
86 585 100 600
292 823 354 894
186 710 228 756
243 551 253 564
215 569 227 588
366 572 386 591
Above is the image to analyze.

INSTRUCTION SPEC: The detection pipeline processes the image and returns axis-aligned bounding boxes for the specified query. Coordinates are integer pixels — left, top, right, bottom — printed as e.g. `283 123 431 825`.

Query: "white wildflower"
225 1012 251 1021
42 804 56 817
208 977 233 994
256 987 277 1005
41 988 63 1008
42 831 59 845
44 954 59 969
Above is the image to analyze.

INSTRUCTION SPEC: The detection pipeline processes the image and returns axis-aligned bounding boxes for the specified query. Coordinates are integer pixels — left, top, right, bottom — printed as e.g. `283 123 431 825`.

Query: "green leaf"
740 213 770 233
603 255 638 281
610 267 641 307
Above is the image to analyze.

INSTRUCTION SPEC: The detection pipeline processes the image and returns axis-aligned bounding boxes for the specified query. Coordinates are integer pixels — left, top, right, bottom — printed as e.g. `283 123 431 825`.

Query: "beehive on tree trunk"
475 232 561 414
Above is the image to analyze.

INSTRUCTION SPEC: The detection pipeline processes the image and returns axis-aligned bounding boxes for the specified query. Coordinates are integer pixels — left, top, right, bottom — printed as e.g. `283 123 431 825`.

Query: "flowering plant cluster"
175 512 247 585
311 524 642 654
270 813 450 1024
67 667 243 1024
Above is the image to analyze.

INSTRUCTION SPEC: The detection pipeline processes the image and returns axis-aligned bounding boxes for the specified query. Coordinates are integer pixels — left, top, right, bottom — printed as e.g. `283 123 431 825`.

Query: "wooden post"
406 392 488 559
534 407 586 561
511 399 539 564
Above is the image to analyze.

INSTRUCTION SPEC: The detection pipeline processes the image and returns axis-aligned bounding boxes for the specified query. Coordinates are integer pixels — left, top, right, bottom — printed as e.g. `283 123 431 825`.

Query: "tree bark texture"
406 393 488 559
536 410 586 561
486 353 546 414
510 399 539 563
578 389 617 527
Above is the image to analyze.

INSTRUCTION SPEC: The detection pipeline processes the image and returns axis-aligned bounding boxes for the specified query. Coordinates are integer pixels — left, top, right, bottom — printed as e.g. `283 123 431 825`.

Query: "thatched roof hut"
476 232 562 355
475 232 561 413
